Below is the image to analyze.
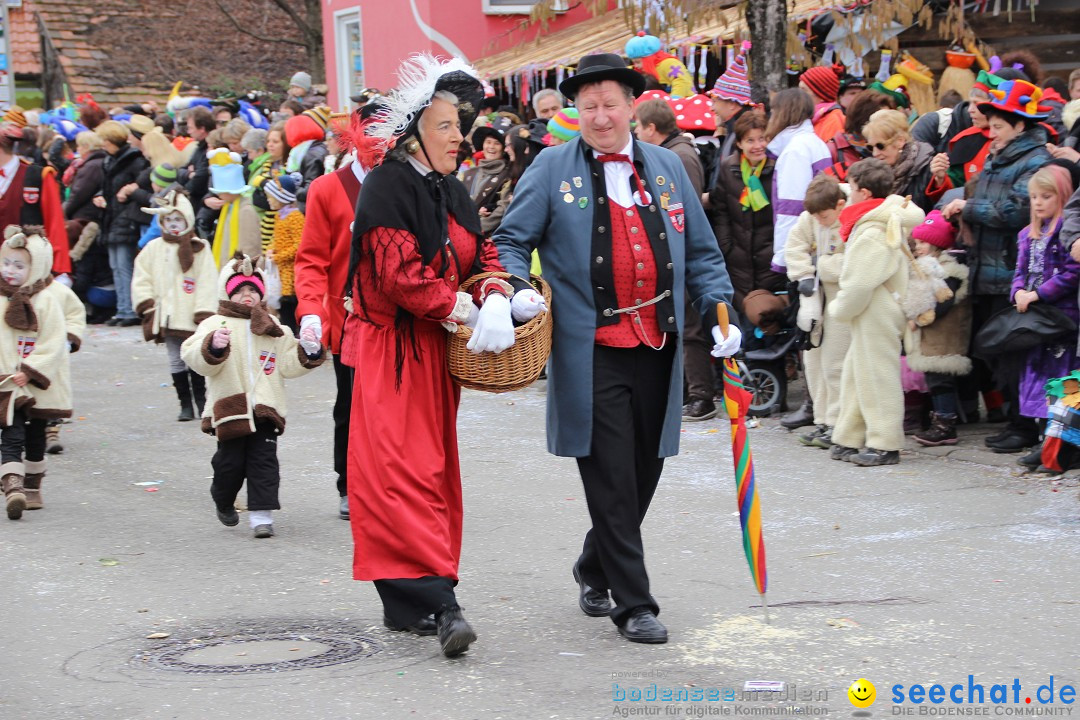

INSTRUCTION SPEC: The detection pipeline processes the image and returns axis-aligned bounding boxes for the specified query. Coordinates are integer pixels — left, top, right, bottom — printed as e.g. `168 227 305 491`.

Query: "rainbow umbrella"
716 303 769 622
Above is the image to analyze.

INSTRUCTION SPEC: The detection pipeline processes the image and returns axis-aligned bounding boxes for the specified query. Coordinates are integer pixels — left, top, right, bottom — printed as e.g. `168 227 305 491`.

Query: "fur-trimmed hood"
217 253 266 302
2 226 53 288
142 185 195 235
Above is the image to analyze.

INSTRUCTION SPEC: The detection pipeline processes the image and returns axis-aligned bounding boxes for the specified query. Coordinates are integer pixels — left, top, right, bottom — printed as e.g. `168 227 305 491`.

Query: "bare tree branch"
211 0 307 46
267 0 317 40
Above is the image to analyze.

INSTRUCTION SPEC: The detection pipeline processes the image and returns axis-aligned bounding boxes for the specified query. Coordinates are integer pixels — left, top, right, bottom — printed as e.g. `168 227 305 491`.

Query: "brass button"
637 262 644 270
659 232 666 240
595 256 604 264
631 227 639 234
636 280 644 287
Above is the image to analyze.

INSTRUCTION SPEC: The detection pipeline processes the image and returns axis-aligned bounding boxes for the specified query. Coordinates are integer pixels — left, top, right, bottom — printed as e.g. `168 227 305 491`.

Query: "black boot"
914 412 958 447
189 370 206 417
172 372 195 422
780 398 814 430
436 607 477 658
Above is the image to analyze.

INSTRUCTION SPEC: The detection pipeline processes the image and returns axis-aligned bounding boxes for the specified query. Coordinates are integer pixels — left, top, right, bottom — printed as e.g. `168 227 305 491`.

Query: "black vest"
583 140 676 332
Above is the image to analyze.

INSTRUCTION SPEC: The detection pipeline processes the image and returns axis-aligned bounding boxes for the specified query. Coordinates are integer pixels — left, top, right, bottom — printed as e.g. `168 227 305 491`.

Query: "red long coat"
347 216 503 582
293 165 361 355
0 160 71 274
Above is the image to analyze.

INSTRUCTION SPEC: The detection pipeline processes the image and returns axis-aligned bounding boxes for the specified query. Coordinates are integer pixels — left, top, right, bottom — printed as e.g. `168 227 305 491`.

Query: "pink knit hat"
911 210 957 249
710 42 752 106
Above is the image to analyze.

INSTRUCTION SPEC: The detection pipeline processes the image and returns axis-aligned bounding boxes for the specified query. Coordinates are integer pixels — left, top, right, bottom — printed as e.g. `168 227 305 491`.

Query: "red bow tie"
596 153 650 205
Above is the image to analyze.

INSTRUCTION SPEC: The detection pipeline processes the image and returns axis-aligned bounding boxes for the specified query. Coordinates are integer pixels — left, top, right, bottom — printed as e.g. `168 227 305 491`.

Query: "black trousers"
332 354 353 497
210 422 281 512
1 410 47 465
278 295 300 335
576 343 674 625
375 577 458 629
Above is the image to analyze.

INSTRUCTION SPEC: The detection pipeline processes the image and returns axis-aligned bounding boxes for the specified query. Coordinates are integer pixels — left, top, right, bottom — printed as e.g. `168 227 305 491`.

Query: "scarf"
286 140 314 174
0 276 52 332
739 155 770 211
212 198 242 269
217 300 284 337
839 198 887 242
161 229 200 273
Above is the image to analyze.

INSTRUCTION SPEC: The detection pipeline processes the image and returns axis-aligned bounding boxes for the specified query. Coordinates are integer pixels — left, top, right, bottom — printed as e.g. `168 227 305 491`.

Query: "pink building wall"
322 0 611 109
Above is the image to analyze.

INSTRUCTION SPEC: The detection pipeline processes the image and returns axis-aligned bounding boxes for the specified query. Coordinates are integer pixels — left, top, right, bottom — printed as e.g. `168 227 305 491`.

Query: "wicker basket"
447 272 552 393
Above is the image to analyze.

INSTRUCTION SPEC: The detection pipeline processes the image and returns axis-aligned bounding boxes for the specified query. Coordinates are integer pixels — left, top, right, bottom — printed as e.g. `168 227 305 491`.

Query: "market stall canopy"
473 1 842 80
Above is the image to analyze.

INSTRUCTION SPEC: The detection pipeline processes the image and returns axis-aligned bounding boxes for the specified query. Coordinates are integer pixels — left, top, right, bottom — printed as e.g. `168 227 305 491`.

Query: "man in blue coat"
493 53 741 644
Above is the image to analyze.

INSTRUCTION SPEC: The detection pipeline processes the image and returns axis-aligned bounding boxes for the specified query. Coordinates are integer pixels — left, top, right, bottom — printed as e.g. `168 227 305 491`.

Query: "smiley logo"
848 679 876 708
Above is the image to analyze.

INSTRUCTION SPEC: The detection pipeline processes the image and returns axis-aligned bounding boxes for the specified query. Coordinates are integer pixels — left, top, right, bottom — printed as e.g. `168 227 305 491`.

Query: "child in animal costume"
784 175 851 450
625 32 693 98
0 227 70 519
132 186 219 421
206 149 261 268
181 254 324 539
39 263 87 456
266 172 305 335
828 158 926 466
904 210 971 448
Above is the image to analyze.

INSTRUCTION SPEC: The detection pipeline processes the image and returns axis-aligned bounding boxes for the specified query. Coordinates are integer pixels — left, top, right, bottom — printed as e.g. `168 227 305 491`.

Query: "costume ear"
5 232 27 249
3 225 24 241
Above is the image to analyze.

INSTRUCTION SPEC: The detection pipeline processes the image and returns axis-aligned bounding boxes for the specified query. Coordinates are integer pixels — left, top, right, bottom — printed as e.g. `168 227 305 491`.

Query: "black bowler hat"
471 125 505 150
558 53 646 100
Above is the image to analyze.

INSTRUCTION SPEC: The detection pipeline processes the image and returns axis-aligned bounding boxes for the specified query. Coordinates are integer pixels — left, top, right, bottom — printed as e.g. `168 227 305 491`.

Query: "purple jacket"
1010 218 1080 321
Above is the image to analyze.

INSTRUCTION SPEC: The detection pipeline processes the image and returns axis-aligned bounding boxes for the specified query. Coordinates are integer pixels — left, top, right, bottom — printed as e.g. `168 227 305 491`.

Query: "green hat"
151 163 178 188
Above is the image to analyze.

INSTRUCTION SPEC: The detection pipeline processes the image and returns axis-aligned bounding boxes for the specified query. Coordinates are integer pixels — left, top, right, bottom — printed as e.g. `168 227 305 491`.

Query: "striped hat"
801 65 842 103
710 42 752 106
302 105 332 132
546 108 579 142
3 106 26 129
265 172 302 205
151 163 178 188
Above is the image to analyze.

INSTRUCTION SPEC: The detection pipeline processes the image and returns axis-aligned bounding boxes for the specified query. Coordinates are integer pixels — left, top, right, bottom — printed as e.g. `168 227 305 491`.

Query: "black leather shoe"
1018 446 1044 469
573 560 611 617
987 433 1037 454
118 317 141 327
984 427 1014 447
618 608 668 644
384 615 438 636
105 317 122 326
436 607 477 657
216 507 239 527
780 400 814 430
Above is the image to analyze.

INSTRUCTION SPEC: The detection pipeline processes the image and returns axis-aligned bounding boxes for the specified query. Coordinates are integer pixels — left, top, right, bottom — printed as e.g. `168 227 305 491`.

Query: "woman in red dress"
344 55 518 658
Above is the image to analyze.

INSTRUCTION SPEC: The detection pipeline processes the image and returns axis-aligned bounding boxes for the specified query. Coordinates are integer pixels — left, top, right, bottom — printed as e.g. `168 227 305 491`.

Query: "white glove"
510 288 547 323
466 293 515 354
710 323 743 358
54 273 73 288
300 314 322 342
299 326 322 355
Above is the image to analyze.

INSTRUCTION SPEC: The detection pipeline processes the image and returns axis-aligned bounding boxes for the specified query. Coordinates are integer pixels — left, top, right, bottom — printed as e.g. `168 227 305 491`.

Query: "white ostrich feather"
366 53 479 148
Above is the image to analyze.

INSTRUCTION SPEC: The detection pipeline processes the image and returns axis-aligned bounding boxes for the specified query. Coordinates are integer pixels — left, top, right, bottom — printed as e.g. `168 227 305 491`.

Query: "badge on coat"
258 350 277 375
22 186 39 205
578 197 588 209
559 180 571 193
17 336 35 358
563 192 574 204
667 202 685 233
660 192 670 210
573 176 583 188
182 276 195 294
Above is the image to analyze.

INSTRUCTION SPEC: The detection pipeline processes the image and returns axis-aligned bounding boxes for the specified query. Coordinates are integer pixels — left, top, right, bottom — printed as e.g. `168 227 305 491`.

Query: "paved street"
4 324 1079 720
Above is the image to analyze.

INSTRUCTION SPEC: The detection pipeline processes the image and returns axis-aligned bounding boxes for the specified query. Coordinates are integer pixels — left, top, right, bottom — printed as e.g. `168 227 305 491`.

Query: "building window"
334 9 364 108
482 0 568 15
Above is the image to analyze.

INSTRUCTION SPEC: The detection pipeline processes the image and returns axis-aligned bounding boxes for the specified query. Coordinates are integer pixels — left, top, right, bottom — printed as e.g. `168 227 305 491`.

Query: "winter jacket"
711 153 782 312
1061 186 1080 251
823 132 870 181
461 158 510 216
297 142 328 213
785 209 845 286
766 119 832 273
48 281 87 352
660 133 705 197
62 149 106 222
132 236 218 341
812 103 845 144
101 143 151 246
0 231 70 423
184 140 210 211
270 207 304 296
961 126 1051 295
891 140 937 213
181 260 324 441
830 195 926 325
904 252 972 375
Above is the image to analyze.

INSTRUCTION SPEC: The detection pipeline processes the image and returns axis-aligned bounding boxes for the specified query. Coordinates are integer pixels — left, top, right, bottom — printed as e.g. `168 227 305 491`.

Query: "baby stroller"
735 285 805 417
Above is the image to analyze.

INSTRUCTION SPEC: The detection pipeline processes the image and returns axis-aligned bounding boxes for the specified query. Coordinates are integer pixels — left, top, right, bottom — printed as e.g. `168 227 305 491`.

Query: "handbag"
972 302 1077 357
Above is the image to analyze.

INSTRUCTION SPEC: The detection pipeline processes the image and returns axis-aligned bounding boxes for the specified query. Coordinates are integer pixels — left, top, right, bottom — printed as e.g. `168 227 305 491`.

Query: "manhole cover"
132 625 382 675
